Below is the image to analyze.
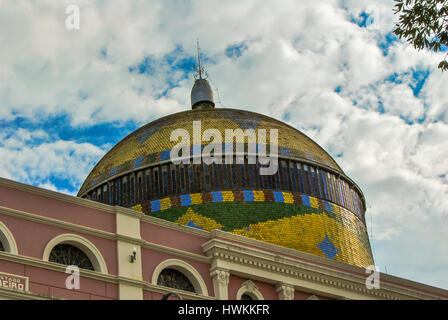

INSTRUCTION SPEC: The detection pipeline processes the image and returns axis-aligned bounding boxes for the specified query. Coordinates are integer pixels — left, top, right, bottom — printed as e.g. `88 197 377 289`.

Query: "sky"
0 0 447 290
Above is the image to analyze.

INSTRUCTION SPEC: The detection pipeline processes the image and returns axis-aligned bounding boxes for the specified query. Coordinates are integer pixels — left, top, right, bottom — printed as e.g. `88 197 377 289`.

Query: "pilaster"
210 268 230 300
116 208 143 300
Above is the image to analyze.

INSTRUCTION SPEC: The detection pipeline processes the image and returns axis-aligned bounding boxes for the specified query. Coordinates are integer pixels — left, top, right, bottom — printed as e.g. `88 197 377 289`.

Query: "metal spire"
194 38 206 80
191 39 214 109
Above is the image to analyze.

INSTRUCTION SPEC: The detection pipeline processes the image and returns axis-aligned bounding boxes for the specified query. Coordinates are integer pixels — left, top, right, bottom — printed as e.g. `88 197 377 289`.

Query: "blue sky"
0 0 447 290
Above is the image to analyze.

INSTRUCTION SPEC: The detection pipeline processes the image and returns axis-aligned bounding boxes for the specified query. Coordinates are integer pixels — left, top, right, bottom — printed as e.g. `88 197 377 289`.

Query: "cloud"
0 128 106 194
0 0 447 289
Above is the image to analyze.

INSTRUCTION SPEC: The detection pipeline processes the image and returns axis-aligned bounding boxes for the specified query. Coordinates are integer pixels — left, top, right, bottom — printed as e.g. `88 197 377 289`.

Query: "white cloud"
422 71 448 123
0 0 447 289
0 128 106 193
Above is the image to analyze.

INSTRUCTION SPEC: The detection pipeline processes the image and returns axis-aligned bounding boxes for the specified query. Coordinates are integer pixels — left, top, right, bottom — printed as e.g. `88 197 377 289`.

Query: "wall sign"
0 272 29 292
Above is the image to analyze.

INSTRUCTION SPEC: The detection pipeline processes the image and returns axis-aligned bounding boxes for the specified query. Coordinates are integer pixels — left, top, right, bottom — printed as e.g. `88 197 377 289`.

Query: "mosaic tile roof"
78 108 343 195
131 190 374 267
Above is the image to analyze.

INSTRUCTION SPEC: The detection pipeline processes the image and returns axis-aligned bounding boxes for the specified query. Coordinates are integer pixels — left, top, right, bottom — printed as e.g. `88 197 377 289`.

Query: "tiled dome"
78 107 374 267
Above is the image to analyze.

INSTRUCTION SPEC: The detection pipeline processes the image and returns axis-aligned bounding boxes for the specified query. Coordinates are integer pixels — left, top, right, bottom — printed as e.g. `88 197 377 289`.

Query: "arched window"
151 259 209 296
241 293 254 300
0 221 18 254
43 234 108 274
157 268 195 293
49 244 94 271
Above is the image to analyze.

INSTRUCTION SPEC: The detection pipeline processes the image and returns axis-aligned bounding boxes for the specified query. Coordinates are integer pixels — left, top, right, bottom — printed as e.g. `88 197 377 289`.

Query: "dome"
78 107 374 268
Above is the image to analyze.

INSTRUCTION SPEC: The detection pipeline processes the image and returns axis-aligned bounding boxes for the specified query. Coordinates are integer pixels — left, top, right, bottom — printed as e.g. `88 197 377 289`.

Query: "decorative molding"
207 231 448 300
241 280 257 291
0 287 57 300
203 238 447 300
210 268 230 300
116 276 147 289
151 258 209 296
276 283 294 300
237 280 264 300
42 233 109 274
307 294 319 300
211 269 230 287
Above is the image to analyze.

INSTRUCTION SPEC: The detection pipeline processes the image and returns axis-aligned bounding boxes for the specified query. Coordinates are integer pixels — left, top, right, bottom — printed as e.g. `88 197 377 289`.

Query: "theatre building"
0 77 447 300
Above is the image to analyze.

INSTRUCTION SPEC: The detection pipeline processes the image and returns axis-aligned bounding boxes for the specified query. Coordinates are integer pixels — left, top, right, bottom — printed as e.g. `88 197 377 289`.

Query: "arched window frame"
151 259 208 296
42 234 108 274
236 280 264 300
0 220 18 254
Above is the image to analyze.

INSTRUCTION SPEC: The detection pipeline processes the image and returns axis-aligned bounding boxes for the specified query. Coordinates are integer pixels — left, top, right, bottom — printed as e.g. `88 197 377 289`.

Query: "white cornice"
202 238 447 300
208 229 447 299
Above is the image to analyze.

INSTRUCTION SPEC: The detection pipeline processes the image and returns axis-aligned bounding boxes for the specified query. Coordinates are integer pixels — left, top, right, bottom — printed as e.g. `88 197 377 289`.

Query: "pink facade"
0 178 447 300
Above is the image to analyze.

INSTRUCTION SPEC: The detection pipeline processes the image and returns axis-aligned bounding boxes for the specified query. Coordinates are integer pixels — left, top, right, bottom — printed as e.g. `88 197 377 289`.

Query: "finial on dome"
194 38 205 80
191 39 215 109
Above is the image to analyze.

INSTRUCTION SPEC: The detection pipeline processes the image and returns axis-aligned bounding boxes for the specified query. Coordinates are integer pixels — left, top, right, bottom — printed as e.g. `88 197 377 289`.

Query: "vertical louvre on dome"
78 108 345 196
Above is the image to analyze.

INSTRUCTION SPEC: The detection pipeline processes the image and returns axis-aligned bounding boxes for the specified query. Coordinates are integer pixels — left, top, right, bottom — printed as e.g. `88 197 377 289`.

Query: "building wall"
0 178 447 300
141 249 214 296
0 214 118 275
140 220 206 256
0 184 116 233
228 275 277 300
0 258 118 300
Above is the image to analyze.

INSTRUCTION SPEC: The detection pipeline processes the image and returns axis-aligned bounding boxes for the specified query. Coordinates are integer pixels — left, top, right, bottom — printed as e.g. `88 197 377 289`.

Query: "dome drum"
81 153 366 220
